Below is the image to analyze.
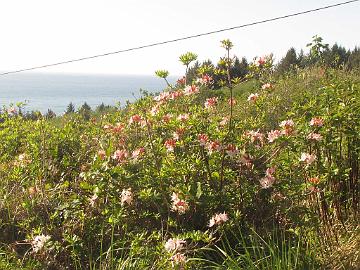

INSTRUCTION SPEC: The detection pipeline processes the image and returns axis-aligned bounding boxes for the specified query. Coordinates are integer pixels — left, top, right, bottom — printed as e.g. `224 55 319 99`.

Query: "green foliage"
179 52 198 67
0 39 359 269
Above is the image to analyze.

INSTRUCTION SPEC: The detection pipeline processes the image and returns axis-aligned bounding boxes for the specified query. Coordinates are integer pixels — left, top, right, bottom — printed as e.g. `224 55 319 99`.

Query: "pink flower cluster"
206 140 222 154
247 93 259 102
204 97 218 109
112 149 129 163
300 153 316 166
310 117 324 127
103 123 125 134
198 133 209 146
164 238 186 252
226 144 238 157
184 85 199 96
267 130 282 143
247 130 265 144
259 167 276 189
261 83 273 90
209 212 229 227
196 74 213 85
279 119 295 135
171 193 189 214
307 132 322 141
164 139 177 152
121 188 133 206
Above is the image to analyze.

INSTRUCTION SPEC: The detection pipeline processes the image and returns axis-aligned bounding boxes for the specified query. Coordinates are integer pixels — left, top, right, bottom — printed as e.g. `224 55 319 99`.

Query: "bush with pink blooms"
0 39 359 269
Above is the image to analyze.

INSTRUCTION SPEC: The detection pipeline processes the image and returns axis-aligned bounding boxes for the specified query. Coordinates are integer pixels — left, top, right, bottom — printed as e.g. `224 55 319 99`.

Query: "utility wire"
1 0 358 76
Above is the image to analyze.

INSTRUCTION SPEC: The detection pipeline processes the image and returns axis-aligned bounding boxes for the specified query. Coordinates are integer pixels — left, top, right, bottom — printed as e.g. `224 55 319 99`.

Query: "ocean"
0 73 174 114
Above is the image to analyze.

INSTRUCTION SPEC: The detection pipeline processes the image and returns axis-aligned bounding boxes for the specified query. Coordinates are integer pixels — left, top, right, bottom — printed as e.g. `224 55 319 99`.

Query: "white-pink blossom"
267 130 282 143
247 93 259 102
121 188 133 206
209 212 229 227
171 192 189 214
300 153 316 165
165 238 186 252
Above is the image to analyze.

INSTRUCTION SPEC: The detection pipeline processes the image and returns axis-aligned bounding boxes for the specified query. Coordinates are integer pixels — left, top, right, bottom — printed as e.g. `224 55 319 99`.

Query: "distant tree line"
184 36 360 89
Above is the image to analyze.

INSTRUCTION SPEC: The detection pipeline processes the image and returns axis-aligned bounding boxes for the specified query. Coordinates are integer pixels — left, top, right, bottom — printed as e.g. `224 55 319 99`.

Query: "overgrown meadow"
1 39 359 269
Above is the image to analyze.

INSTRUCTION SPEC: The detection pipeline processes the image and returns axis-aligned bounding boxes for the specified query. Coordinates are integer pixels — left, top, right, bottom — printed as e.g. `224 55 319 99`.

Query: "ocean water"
0 73 173 114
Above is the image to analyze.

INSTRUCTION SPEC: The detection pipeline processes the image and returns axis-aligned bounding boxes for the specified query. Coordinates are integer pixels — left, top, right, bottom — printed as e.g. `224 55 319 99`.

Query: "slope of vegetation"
1 39 359 269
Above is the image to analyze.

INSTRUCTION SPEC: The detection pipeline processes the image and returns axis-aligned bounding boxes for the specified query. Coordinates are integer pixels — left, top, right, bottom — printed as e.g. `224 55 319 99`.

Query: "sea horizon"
0 72 177 114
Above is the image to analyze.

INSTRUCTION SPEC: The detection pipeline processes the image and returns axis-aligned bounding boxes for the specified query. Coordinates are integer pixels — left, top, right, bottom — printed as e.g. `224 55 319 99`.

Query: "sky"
1 0 359 76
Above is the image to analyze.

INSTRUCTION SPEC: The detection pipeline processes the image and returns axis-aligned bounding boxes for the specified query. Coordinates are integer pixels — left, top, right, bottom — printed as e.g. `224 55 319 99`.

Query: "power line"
1 0 358 76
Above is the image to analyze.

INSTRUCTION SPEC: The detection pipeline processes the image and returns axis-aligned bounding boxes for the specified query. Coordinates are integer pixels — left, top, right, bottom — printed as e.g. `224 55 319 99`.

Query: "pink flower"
169 90 183 100
154 91 171 102
164 139 177 152
129 114 142 125
310 117 324 127
267 130 282 143
165 238 186 252
177 76 186 86
209 212 229 227
150 105 160 116
103 124 112 130
184 85 199 96
131 147 145 160
300 153 316 165
279 119 294 129
7 107 17 114
171 253 186 267
177 113 189 122
258 56 266 66
247 93 259 102
307 132 323 141
206 140 222 154
309 177 320 185
259 175 275 189
261 83 272 90
204 97 218 109
171 193 189 214
112 149 129 163
226 144 238 157
239 153 253 168
198 134 209 146
196 74 213 85
228 98 236 106
219 117 229 127
247 130 265 144
266 167 276 177
173 128 185 140
112 123 124 133
260 167 276 189
121 188 133 206
162 114 172 123
98 150 106 159
279 119 295 135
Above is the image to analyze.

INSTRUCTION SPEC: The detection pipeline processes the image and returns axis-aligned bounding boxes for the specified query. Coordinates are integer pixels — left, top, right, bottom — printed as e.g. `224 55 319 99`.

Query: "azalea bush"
0 40 359 269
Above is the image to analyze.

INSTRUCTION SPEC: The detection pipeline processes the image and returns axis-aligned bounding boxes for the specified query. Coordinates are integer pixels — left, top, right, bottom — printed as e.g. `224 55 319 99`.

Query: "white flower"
299 153 316 165
32 234 51 253
171 252 186 267
121 188 133 206
165 238 186 252
259 175 275 189
171 192 189 215
209 212 229 227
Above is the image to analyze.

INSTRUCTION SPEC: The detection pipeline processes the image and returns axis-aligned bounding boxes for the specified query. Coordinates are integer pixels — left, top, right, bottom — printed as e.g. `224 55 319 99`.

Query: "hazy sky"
1 0 359 76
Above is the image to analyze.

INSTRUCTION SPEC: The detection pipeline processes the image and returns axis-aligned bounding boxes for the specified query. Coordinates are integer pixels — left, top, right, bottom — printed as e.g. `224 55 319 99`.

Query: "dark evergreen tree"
79 102 92 121
65 102 75 114
45 109 56 119
347 47 360 70
276 47 298 74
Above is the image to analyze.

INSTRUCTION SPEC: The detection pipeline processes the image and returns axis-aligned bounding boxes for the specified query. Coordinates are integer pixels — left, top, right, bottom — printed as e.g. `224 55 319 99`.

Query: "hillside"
1 49 359 269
